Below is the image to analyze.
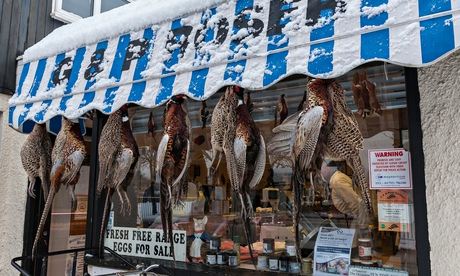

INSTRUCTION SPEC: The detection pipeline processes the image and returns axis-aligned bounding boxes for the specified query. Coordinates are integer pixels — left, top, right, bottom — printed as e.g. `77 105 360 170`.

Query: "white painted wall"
0 93 28 275
418 51 460 275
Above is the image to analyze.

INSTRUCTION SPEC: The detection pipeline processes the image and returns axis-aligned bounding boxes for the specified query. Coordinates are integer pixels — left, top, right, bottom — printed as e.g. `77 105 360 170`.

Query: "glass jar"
301 258 313 275
289 256 301 273
206 250 217 265
210 236 221 251
217 251 228 265
279 251 289 272
358 238 372 261
263 238 275 254
257 253 268 270
268 254 279 271
286 240 296 257
228 250 239 267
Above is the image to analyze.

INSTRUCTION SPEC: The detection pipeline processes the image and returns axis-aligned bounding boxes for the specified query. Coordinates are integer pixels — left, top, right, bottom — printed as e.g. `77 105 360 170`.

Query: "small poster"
65 235 85 276
104 227 187 261
369 149 412 189
314 227 355 275
377 190 412 232
349 265 409 276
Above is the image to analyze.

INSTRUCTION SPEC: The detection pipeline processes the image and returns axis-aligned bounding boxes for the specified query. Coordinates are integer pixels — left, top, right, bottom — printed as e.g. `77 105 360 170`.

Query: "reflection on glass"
101 0 129 12
107 63 418 274
62 0 92 17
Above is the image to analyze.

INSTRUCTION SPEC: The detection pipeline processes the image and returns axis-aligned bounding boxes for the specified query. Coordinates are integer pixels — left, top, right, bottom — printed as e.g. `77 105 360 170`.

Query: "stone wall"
418 51 460 275
0 93 28 275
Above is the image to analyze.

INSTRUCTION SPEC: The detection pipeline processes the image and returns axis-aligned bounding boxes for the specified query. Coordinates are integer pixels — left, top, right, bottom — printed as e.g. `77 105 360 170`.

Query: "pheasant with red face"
21 123 52 199
156 95 191 261
32 118 87 257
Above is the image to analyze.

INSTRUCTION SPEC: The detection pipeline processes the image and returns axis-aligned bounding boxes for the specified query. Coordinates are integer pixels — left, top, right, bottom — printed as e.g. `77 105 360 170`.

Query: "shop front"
10 0 459 275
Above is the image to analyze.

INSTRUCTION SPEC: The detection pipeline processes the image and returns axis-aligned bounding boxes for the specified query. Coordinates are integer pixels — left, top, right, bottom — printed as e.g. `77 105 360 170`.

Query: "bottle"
228 250 239 267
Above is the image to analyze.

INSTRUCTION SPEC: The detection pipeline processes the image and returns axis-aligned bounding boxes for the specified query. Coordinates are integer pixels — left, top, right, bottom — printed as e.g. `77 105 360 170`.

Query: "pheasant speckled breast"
97 109 123 194
33 118 86 257
21 123 52 199
156 96 191 261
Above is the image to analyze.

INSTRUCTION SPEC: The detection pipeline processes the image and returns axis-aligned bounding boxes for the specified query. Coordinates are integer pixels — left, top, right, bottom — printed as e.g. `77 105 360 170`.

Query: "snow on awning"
9 0 460 132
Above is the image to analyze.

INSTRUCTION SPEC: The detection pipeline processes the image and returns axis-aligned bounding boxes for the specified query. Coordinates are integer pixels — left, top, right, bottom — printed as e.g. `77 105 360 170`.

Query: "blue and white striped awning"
9 0 460 133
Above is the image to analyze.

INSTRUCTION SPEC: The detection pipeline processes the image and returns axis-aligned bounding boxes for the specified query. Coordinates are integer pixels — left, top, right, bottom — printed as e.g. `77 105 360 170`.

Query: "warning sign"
368 149 412 189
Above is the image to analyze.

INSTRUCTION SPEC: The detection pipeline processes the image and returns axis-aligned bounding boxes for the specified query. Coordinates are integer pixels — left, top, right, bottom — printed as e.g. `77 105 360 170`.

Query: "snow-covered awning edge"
9 50 454 135
23 0 227 63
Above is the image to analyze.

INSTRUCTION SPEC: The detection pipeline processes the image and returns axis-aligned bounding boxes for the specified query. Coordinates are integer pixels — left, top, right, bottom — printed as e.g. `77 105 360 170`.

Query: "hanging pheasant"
268 79 373 260
209 86 257 265
21 123 52 199
97 106 139 250
148 111 155 137
32 118 87 257
274 94 288 126
245 91 254 113
234 88 266 262
199 100 209 129
352 70 382 117
156 95 191 261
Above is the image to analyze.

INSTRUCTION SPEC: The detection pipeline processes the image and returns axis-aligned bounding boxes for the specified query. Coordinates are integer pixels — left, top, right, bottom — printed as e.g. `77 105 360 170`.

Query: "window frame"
51 0 134 24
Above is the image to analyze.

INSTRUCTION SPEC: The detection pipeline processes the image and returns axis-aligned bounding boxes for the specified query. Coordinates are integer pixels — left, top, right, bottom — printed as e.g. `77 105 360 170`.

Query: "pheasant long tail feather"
160 180 176 261
351 156 373 215
292 169 302 262
239 193 256 268
32 185 56 259
249 135 266 189
99 188 113 254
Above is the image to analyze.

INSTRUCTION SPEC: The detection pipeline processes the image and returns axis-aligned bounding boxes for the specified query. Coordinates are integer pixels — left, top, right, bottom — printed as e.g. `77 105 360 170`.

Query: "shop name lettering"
49 0 346 87
106 228 186 257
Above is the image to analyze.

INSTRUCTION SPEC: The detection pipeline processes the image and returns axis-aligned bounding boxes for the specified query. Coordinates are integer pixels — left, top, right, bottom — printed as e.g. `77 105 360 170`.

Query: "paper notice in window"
313 227 355 275
377 190 412 233
368 149 412 189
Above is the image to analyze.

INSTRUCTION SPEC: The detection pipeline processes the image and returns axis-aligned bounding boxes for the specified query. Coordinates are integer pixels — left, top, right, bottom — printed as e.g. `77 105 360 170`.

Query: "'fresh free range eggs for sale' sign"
104 227 187 261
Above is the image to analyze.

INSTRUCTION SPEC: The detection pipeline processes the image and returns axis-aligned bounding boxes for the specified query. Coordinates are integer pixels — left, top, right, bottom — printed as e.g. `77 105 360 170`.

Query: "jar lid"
302 258 312 263
358 238 371 242
361 261 373 265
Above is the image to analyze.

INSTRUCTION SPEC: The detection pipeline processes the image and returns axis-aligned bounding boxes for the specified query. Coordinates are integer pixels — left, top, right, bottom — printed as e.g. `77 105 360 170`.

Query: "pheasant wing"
293 106 324 172
233 137 247 187
155 133 169 185
112 148 134 187
249 135 266 189
61 150 86 187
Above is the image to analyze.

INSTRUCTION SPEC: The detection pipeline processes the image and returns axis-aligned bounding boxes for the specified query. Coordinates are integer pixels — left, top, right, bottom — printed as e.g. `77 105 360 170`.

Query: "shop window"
103 63 419 275
51 0 132 23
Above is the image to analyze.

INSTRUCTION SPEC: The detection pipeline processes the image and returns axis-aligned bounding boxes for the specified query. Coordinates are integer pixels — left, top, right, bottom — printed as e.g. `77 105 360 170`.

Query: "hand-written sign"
104 227 187 261
368 149 412 189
